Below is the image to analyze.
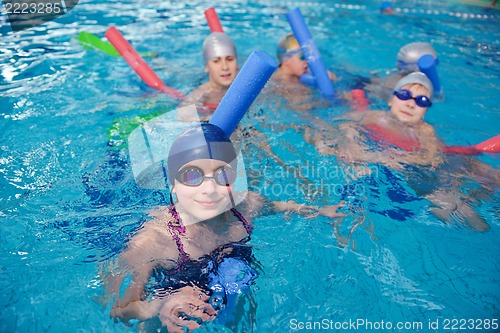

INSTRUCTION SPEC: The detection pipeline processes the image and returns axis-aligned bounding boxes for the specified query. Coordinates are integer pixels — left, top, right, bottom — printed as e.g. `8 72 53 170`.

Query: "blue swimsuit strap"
167 205 251 266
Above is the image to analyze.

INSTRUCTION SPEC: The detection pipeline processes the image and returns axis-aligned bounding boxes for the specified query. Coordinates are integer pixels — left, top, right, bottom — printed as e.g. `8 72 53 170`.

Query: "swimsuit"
363 123 421 151
146 205 255 298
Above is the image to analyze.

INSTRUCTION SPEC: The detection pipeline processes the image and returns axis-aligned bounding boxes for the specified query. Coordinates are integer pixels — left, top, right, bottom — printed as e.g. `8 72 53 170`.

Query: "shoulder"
233 191 276 220
121 206 179 264
184 83 212 104
419 122 436 135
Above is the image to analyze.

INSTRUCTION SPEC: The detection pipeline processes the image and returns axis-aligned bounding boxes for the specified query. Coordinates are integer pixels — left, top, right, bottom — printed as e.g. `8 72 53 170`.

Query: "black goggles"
175 166 236 187
394 89 432 108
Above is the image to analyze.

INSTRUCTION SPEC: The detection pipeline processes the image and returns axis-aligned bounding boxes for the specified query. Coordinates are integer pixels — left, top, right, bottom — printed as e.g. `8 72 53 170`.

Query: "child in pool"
105 123 345 332
180 32 239 121
300 72 499 231
362 42 438 103
320 72 441 167
273 33 336 85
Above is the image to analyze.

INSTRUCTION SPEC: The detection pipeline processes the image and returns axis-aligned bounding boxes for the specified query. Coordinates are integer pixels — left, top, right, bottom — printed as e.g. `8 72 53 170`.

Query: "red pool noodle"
365 123 420 151
473 134 500 153
105 27 185 100
205 7 224 33
351 89 369 111
365 123 499 155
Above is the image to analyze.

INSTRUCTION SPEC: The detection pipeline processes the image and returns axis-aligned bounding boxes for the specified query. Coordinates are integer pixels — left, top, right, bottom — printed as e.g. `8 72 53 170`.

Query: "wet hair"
167 123 237 185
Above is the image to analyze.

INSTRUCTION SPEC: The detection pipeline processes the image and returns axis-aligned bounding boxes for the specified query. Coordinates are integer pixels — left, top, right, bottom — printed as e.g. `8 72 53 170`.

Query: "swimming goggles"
175 166 236 187
393 89 432 108
279 48 305 61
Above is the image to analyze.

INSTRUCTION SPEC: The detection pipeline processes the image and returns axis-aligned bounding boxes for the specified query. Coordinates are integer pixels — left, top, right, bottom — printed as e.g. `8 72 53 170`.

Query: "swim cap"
393 72 434 97
276 33 301 64
397 42 437 73
167 123 237 185
203 32 237 65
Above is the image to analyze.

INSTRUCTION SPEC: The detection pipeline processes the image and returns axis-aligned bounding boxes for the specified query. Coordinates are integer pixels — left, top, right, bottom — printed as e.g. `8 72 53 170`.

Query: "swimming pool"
1 0 498 332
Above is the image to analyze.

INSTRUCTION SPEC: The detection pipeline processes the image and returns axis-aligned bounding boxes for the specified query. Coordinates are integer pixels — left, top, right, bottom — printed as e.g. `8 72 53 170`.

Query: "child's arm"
272 200 346 218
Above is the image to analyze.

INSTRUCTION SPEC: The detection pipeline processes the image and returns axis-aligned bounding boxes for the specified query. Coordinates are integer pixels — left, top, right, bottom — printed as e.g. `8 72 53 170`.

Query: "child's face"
205 55 238 88
173 159 235 223
388 84 431 124
283 53 308 78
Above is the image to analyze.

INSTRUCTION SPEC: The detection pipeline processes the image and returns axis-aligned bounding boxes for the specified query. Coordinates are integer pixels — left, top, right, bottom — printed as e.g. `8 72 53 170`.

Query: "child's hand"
327 70 337 81
318 201 346 218
304 201 346 219
159 286 217 333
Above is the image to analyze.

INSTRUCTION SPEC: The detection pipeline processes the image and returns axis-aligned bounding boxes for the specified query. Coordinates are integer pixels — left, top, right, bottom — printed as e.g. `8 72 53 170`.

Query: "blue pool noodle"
299 72 316 86
418 54 441 93
209 50 277 137
286 8 335 98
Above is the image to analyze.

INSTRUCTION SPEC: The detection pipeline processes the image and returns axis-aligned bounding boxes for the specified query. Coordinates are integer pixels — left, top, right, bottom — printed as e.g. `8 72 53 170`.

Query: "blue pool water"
1 0 499 332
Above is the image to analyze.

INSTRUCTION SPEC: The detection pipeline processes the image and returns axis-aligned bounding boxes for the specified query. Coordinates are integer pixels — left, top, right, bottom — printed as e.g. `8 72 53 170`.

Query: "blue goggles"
176 166 236 187
393 89 432 108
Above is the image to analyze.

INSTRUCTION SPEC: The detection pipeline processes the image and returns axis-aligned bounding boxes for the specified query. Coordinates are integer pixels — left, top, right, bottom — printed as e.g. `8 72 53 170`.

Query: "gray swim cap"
202 32 237 65
396 42 437 73
393 72 434 97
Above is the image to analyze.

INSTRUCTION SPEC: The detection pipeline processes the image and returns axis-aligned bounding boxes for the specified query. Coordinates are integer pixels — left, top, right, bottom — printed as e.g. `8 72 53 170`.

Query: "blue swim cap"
167 123 237 185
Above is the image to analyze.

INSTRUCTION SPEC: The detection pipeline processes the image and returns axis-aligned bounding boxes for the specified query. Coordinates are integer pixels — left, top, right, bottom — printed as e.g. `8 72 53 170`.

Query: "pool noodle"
105 27 185 100
78 31 120 56
78 31 159 58
286 8 335 97
205 7 224 33
299 72 316 86
367 123 499 155
351 89 369 111
209 50 277 137
418 54 441 93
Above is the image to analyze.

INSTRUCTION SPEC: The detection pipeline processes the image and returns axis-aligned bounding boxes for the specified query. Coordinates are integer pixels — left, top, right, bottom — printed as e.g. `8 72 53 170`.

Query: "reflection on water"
0 0 498 332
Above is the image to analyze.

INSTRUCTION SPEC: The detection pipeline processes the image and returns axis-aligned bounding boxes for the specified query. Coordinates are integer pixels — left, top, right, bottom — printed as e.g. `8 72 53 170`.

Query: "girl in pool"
180 32 239 121
105 123 345 332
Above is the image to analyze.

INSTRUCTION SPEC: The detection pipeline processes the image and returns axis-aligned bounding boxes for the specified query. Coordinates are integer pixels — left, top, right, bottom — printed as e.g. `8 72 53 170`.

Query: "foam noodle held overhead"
205 7 224 33
209 50 277 137
286 7 335 98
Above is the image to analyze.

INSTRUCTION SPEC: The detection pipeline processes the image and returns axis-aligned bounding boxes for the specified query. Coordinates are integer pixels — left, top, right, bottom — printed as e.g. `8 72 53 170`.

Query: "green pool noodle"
78 31 159 58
